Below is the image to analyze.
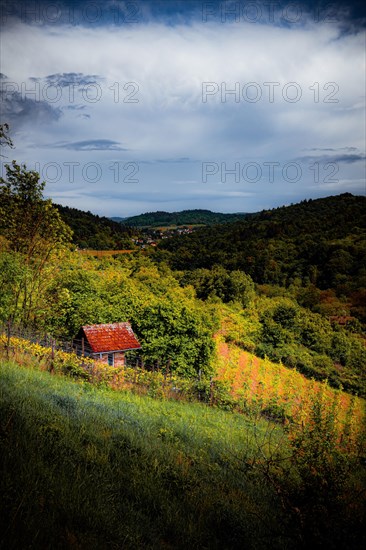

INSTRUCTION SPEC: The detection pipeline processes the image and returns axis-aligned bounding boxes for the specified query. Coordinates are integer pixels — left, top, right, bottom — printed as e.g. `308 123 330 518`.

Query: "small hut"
76 322 141 367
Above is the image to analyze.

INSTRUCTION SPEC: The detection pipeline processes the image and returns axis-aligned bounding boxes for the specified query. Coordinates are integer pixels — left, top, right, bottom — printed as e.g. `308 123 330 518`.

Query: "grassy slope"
0 360 284 550
1 355 365 549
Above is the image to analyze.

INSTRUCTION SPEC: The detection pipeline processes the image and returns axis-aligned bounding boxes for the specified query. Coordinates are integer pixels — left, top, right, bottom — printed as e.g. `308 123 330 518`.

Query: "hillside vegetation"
158 194 366 298
1 357 365 549
154 194 366 393
55 204 136 250
1 162 365 395
121 209 250 227
0 359 285 549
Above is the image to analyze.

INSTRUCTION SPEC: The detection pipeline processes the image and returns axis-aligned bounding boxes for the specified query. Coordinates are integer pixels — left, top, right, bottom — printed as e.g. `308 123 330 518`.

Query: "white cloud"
1 13 365 215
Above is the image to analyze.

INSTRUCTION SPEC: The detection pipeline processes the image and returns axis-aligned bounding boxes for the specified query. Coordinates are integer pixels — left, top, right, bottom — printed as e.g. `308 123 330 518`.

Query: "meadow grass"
1 359 287 549
1 355 365 549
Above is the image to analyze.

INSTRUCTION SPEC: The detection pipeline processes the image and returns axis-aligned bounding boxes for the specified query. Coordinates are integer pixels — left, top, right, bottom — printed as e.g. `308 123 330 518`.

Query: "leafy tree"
132 298 217 377
182 266 255 308
228 270 255 307
272 303 298 329
0 252 27 323
0 162 72 326
0 161 72 255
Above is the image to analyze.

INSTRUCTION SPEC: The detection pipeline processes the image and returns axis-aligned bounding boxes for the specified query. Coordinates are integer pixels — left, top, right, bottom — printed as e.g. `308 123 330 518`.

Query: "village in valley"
134 225 195 248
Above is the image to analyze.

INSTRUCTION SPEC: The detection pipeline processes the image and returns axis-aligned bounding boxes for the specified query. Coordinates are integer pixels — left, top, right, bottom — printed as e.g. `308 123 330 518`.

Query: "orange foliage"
215 337 365 441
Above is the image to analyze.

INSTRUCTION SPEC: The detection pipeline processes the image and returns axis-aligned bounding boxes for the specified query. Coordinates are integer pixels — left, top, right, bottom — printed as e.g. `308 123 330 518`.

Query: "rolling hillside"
158 193 366 320
120 209 250 227
54 204 137 250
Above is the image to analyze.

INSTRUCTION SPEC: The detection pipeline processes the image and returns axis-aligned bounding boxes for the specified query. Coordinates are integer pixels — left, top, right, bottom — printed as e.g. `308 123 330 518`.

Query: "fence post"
81 337 85 357
49 338 55 373
6 320 11 360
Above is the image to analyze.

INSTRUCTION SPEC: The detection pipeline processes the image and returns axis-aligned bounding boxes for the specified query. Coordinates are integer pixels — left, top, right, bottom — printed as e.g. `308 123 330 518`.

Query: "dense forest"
55 204 137 250
120 209 250 227
158 194 366 321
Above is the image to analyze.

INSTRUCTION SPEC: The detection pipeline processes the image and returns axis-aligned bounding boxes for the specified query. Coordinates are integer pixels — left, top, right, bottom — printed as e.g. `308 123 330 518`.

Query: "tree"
228 270 255 307
0 161 72 255
0 252 27 324
0 161 72 326
132 298 217 377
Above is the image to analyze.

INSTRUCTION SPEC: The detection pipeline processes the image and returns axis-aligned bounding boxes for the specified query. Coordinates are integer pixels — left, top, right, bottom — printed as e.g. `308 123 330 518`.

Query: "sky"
0 0 365 217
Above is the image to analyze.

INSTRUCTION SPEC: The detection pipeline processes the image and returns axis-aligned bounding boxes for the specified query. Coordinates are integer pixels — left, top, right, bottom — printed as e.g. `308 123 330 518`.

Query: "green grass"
1 360 286 549
1 360 365 549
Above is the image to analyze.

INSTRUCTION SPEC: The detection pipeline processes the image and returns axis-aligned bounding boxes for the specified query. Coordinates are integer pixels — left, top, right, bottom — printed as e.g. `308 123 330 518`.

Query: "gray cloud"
304 147 358 152
63 105 87 110
0 91 62 130
154 157 196 164
47 73 100 87
47 139 128 151
297 153 366 164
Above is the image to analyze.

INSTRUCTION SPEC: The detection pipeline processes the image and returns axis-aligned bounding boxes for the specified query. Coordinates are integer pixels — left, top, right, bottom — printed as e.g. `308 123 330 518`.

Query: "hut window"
108 353 114 366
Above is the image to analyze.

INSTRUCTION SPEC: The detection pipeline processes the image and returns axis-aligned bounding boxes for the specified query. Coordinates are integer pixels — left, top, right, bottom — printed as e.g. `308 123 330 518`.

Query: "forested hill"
55 204 136 250
158 193 366 300
121 209 250 227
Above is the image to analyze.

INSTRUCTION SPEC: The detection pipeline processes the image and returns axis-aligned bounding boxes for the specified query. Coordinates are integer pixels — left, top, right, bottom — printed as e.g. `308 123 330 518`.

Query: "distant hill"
121 209 250 227
54 204 136 250
158 193 366 321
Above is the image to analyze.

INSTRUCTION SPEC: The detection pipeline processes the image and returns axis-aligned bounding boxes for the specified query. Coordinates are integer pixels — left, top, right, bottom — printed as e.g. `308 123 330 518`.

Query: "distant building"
76 322 141 367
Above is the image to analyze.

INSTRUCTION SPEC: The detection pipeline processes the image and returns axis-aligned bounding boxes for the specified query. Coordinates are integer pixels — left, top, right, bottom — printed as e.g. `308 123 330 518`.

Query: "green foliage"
0 252 27 323
284 387 364 548
1 361 364 549
55 204 136 250
220 295 366 395
123 208 250 227
182 266 255 307
0 162 72 326
0 162 72 256
159 194 366 326
43 255 219 378
1 175 364 395
0 361 284 549
133 299 217 377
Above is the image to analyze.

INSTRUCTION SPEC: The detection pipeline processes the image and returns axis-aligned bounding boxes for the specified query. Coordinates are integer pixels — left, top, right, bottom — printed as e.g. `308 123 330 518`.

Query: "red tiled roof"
81 322 141 353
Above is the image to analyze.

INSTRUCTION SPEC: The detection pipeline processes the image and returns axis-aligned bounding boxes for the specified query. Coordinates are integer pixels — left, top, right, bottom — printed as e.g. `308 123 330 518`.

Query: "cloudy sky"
1 0 365 217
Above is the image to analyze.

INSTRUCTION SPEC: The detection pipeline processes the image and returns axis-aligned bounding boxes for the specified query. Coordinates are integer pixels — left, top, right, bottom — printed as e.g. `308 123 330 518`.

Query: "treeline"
55 204 137 250
122 208 250 227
